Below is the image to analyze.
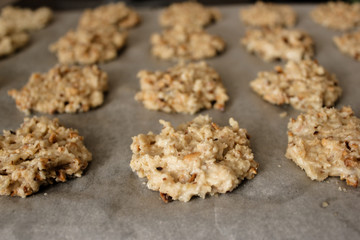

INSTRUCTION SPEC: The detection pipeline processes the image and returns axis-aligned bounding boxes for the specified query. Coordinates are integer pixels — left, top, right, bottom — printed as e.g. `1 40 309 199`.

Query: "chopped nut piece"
69 132 79 138
321 201 329 208
286 107 360 187
279 112 288 118
130 115 258 202
184 152 201 161
48 133 57 143
188 173 197 183
211 122 220 130
160 192 172 203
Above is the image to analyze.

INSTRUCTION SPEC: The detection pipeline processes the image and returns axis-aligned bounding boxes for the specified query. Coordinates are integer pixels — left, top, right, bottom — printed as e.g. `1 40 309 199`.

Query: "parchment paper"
0 5 359 240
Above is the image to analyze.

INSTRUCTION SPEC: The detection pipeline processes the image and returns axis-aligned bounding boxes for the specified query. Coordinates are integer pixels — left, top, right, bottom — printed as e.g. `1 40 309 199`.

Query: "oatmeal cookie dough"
0 19 29 57
78 2 140 30
0 117 92 198
135 61 228 114
333 31 360 61
241 27 314 62
49 26 127 64
130 115 258 202
0 6 53 32
250 60 341 112
286 106 360 187
311 2 360 31
151 25 225 61
8 65 108 114
240 1 296 28
159 1 220 29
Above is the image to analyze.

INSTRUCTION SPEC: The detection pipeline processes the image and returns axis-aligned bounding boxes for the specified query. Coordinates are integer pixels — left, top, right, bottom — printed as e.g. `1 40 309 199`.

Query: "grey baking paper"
0 5 359 240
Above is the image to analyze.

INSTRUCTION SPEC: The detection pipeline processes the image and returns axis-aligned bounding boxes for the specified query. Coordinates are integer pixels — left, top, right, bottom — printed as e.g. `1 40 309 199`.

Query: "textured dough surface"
0 19 29 57
151 25 225 61
0 117 92 198
130 115 258 202
49 26 127 64
240 1 296 28
78 2 140 30
250 60 341 111
334 31 360 61
135 61 228 114
159 1 220 29
8 65 108 114
286 107 360 187
241 27 314 62
311 2 360 31
0 6 53 32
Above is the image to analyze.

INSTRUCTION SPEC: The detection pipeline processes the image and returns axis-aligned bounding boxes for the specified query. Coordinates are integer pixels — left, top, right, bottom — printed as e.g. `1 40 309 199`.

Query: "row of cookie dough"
241 1 360 31
7 62 227 115
240 2 360 62
0 6 53 57
153 1 360 63
1 105 359 201
2 2 359 62
0 113 257 201
136 59 342 113
131 106 360 202
7 58 342 115
155 0 360 61
241 26 360 62
49 1 360 63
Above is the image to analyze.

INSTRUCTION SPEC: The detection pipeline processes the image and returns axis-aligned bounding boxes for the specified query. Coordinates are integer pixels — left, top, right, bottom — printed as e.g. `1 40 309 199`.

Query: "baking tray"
0 4 359 240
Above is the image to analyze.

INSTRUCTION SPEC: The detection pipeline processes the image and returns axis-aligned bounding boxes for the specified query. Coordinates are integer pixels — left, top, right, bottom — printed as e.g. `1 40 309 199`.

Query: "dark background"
1 0 350 9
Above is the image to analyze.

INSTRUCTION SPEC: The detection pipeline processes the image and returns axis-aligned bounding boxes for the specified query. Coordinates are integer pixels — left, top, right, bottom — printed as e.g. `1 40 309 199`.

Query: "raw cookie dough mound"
1 6 53 32
151 25 225 61
0 117 92 198
311 2 360 31
78 2 140 30
286 106 360 187
333 31 360 61
241 27 314 62
159 1 220 29
8 65 108 114
130 115 258 202
250 60 341 111
240 1 296 28
135 61 229 114
49 26 127 64
0 19 29 57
